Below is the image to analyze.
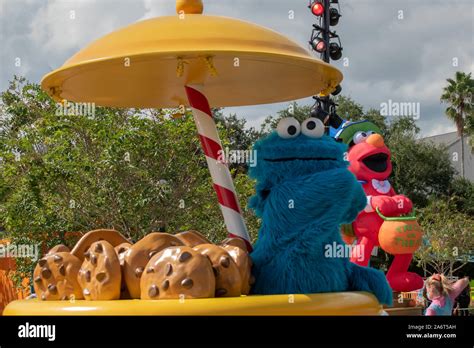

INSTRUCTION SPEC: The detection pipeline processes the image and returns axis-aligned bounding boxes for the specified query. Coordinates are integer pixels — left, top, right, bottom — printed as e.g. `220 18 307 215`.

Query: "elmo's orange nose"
366 133 385 148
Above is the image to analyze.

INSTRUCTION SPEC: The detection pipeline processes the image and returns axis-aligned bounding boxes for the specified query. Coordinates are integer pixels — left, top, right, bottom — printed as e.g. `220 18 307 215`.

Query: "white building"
423 132 473 182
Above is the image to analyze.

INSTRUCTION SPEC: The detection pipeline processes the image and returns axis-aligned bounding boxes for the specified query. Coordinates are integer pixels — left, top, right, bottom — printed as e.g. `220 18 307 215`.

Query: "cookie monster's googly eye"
301 118 325 138
353 131 370 144
277 117 301 139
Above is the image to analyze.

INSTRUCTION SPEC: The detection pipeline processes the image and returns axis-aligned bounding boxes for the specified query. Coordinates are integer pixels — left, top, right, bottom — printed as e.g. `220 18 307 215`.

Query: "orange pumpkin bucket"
376 208 423 254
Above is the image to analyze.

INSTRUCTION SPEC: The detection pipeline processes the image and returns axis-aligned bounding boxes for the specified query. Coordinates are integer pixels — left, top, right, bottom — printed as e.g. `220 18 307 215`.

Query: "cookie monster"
248 116 392 305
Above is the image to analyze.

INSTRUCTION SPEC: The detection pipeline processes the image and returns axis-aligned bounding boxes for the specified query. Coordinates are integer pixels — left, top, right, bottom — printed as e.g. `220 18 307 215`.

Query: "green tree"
258 102 312 136
333 95 364 120
440 71 474 177
0 77 259 285
213 110 261 174
446 177 474 216
385 117 455 207
415 199 474 276
362 108 388 134
214 110 260 150
333 96 387 133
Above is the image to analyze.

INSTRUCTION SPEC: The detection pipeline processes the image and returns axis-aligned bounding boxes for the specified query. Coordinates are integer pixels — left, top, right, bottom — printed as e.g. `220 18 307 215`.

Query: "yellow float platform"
4 292 383 316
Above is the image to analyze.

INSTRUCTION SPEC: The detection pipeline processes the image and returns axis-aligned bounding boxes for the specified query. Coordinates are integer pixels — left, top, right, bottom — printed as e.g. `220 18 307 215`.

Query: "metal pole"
321 0 331 124
322 0 331 64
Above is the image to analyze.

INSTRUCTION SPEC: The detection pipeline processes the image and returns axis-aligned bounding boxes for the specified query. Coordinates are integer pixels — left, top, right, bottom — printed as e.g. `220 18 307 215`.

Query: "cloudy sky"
0 0 472 136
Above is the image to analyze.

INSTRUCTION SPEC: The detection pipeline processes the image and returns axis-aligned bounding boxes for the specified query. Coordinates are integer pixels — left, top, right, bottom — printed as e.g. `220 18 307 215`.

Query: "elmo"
336 120 423 292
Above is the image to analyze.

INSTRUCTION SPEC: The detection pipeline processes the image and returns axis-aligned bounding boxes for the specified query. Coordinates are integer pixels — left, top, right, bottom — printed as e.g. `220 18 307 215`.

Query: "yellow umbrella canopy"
41 1 342 108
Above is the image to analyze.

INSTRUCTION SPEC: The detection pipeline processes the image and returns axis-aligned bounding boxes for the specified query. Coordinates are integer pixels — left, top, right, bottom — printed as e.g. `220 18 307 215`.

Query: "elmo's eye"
353 131 369 144
277 117 301 139
301 118 325 138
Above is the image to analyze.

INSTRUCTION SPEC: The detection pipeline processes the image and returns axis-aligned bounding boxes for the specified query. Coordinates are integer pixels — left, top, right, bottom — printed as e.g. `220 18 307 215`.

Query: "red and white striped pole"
185 85 252 251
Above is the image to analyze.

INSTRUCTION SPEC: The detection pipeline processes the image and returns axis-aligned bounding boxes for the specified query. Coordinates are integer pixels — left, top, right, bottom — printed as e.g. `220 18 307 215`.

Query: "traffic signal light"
310 1 324 16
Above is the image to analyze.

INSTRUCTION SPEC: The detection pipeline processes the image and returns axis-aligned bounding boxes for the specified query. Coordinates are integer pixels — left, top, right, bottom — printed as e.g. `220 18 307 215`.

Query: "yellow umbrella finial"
176 0 203 15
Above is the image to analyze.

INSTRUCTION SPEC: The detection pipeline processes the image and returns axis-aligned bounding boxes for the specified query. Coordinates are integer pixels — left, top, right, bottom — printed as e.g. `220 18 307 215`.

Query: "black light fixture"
329 112 343 129
331 84 342 96
329 7 341 26
311 37 326 53
311 97 344 130
327 101 344 129
310 99 330 125
329 42 343 60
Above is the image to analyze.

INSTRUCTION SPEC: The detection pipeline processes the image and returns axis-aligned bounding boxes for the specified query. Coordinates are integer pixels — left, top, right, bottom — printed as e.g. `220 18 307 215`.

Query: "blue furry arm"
340 175 367 224
248 182 271 217
349 263 393 305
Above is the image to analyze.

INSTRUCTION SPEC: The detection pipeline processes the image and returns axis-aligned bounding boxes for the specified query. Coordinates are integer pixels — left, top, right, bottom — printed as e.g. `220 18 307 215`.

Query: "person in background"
425 274 469 316
417 285 430 309
453 275 471 316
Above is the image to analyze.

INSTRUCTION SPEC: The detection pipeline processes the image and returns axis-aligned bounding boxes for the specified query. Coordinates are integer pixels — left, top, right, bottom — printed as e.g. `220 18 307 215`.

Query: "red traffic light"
310 1 324 16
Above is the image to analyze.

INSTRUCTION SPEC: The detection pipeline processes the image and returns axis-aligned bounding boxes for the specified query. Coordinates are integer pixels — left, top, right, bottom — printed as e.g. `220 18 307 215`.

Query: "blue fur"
248 132 393 305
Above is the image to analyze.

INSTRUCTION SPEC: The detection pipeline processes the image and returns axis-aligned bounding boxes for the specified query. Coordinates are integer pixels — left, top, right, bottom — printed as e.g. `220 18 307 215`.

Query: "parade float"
4 0 388 315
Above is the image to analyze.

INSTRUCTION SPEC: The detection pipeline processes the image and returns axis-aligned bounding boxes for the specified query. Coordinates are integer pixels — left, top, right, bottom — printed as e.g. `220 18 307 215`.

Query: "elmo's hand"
371 196 399 216
391 195 413 214
371 195 413 216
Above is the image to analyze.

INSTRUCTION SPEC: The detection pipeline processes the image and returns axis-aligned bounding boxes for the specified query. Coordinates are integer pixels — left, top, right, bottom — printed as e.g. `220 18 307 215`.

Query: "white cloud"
0 0 472 138
28 0 146 53
140 0 169 20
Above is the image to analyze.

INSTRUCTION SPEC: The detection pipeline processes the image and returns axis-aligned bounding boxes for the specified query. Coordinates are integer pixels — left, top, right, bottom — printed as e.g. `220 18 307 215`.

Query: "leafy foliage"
415 199 474 276
0 77 260 284
386 118 456 207
440 71 474 174
440 71 473 137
